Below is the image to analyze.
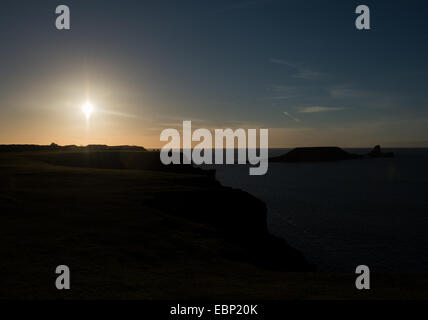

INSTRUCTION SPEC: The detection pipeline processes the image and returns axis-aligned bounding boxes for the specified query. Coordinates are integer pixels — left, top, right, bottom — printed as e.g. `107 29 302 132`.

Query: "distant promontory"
270 145 394 163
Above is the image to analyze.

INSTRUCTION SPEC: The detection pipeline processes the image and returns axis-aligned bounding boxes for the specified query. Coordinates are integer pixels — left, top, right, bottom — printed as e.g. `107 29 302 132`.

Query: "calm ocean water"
213 148 428 272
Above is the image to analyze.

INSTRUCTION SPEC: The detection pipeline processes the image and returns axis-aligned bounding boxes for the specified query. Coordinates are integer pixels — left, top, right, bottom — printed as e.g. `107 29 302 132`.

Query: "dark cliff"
1 147 312 274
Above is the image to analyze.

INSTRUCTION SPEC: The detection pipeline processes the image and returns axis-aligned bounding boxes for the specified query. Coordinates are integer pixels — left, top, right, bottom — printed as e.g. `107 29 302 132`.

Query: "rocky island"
270 145 394 163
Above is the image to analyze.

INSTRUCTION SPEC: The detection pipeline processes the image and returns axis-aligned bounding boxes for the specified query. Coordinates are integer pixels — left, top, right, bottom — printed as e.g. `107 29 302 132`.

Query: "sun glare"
82 101 94 120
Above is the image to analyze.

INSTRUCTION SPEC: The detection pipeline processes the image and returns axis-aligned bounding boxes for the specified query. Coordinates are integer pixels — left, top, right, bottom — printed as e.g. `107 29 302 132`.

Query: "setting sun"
82 101 94 120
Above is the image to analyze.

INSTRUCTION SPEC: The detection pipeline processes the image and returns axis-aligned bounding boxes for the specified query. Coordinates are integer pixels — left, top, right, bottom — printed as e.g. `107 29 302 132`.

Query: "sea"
212 148 428 272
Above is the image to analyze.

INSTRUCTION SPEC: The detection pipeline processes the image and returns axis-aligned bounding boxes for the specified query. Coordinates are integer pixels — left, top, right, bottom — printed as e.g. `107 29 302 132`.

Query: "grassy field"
0 150 427 299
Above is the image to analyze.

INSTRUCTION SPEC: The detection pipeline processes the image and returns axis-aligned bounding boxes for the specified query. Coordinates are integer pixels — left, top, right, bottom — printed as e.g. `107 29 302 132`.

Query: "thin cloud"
270 58 294 67
330 85 397 110
262 85 301 100
98 109 142 119
270 85 296 93
294 69 323 80
329 85 370 98
270 58 325 80
283 111 301 122
299 106 345 113
263 95 300 100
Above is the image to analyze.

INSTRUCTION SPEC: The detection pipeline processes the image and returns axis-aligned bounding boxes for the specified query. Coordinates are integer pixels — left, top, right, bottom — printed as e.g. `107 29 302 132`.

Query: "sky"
1 0 428 148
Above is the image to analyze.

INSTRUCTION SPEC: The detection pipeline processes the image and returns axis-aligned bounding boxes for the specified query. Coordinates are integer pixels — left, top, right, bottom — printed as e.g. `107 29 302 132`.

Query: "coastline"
1 148 427 299
0 148 312 299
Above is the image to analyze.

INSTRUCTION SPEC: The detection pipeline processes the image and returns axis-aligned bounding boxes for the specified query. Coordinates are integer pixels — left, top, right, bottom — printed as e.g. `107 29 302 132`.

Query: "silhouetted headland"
0 143 146 152
270 145 394 163
0 144 216 177
0 145 315 298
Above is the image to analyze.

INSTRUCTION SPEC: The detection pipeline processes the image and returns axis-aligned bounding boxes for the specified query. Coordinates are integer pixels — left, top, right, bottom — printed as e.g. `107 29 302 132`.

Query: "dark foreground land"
0 148 427 299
